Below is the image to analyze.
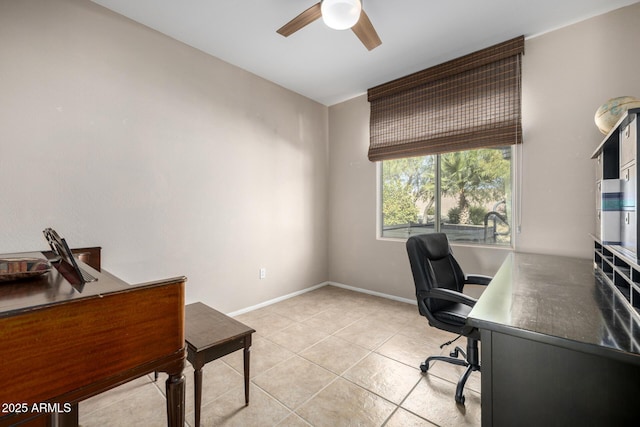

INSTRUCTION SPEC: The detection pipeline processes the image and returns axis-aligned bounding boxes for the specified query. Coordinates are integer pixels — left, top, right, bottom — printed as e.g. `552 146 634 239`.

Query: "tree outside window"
381 147 512 245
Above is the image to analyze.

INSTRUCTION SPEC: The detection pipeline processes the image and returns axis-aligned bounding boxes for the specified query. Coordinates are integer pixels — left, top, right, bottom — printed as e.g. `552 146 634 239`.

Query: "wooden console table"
185 302 255 427
0 248 186 427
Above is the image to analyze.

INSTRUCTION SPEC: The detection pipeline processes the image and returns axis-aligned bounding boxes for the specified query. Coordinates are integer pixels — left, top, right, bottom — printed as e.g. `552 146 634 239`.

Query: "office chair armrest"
465 274 493 286
425 288 478 307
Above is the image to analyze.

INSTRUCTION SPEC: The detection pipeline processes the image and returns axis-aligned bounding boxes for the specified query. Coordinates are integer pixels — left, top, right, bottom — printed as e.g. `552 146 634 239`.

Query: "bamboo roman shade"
367 36 524 161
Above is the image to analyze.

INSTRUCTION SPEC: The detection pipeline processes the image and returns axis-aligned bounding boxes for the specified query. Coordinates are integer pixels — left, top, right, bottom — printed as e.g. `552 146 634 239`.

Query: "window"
369 37 523 245
381 146 512 245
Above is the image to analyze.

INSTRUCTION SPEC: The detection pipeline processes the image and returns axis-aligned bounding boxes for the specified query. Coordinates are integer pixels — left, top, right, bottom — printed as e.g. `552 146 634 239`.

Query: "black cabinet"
592 107 640 326
593 108 640 252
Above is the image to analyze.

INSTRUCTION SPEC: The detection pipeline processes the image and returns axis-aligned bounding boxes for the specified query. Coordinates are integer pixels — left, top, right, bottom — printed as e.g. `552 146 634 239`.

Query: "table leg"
166 372 185 427
244 341 251 406
49 403 78 427
194 367 203 427
61 403 78 427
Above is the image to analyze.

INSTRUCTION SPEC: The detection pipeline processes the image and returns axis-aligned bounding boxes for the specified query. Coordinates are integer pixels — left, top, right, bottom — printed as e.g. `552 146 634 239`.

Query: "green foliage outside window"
382 180 418 225
446 206 489 225
381 147 512 244
440 150 510 225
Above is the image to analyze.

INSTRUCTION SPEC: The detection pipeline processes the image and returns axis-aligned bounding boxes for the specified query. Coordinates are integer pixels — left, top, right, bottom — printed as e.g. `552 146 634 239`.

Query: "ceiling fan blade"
351 9 381 50
277 2 322 37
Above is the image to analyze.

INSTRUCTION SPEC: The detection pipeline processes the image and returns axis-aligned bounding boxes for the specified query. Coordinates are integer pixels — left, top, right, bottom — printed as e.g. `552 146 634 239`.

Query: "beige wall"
518 2 640 255
327 2 640 300
3 0 640 309
0 0 329 313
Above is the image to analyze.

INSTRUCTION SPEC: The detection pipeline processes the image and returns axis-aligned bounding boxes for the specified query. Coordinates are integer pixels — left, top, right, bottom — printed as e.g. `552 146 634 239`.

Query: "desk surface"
468 252 640 363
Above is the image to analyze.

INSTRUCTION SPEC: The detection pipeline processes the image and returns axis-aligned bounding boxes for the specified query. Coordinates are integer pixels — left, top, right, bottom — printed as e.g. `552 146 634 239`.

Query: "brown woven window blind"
367 36 524 161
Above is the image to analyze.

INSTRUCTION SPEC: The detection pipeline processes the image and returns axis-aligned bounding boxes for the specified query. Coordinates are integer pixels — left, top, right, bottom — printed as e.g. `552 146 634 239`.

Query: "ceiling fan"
277 0 382 51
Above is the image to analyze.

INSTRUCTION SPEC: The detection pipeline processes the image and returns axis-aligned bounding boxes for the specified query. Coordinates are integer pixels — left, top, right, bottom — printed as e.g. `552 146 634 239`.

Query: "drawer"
620 164 636 210
621 210 636 252
600 179 622 245
620 116 637 168
600 209 621 244
601 178 621 211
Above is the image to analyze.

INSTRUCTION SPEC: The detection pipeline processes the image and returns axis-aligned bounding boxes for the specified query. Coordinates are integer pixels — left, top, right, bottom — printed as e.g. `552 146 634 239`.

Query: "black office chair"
406 233 492 404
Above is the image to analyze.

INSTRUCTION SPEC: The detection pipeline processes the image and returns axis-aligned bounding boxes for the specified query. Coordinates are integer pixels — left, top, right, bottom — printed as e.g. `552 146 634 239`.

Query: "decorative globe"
594 96 640 135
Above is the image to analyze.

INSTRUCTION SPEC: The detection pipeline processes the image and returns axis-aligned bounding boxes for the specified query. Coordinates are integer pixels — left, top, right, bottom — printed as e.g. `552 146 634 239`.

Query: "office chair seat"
432 303 472 327
406 232 492 405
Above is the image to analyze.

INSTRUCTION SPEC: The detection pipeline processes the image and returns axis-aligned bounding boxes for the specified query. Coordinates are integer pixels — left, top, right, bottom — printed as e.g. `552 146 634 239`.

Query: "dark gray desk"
468 252 640 427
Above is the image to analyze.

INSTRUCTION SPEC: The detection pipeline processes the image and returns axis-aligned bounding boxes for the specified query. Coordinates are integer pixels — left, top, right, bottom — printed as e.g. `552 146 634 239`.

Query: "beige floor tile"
198 383 290 427
401 375 481 427
299 335 370 375
80 375 152 415
268 299 325 322
375 333 442 368
333 317 397 351
233 307 271 324
396 322 459 346
366 302 418 330
75 286 484 426
364 314 412 333
385 408 438 427
79 382 168 427
300 308 364 335
276 413 313 426
235 311 297 337
295 378 396 427
222 335 295 378
266 322 329 354
328 298 380 318
289 290 339 310
252 356 337 409
359 312 405 334
343 352 422 404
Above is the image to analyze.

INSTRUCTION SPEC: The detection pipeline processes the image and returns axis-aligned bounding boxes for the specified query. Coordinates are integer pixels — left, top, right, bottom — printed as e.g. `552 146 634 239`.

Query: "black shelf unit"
592 108 640 252
593 239 640 357
592 108 640 339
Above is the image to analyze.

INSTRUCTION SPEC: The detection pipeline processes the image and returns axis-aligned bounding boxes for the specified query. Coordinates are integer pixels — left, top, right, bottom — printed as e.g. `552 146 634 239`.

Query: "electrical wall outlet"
259 268 266 279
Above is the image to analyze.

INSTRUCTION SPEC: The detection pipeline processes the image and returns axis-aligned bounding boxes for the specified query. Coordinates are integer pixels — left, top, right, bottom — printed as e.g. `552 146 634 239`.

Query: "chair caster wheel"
455 395 465 405
420 362 428 373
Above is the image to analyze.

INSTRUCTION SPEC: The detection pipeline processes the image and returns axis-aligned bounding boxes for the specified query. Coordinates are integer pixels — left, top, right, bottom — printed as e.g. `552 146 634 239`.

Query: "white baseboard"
327 281 416 305
226 281 416 317
226 282 329 317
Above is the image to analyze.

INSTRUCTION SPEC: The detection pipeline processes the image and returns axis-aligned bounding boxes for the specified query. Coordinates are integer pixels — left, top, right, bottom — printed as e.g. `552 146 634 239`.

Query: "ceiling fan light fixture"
321 0 362 30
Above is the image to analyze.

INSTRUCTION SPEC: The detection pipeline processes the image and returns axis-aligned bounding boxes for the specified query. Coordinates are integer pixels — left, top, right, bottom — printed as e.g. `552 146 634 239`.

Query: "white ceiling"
90 0 639 106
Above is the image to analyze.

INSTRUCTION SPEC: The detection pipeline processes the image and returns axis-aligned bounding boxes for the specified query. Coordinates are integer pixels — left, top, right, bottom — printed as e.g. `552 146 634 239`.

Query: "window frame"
376 146 517 249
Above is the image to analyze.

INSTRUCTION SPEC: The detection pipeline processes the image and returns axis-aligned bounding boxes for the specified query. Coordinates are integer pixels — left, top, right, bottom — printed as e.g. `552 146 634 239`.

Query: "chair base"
420 339 480 405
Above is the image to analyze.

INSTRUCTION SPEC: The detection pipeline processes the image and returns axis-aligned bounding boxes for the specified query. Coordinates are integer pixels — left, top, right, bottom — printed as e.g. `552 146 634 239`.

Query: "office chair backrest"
406 233 466 313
